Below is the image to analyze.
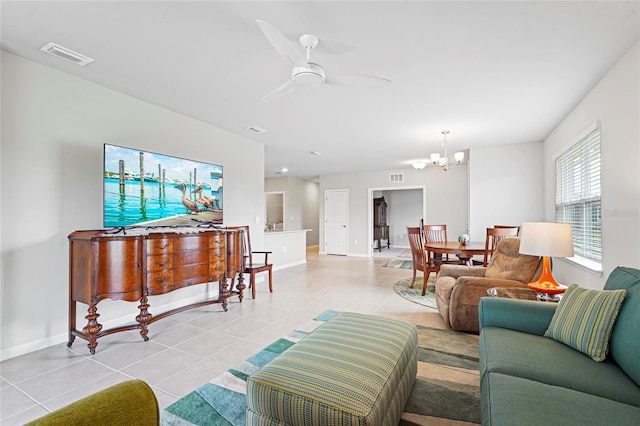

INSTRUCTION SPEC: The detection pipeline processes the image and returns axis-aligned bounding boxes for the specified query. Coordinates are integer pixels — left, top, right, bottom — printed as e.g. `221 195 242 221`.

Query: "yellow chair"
26 379 158 426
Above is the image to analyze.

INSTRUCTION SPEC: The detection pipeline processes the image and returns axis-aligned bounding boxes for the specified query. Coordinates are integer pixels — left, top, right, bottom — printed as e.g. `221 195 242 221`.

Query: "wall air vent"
40 42 94 66
389 173 404 183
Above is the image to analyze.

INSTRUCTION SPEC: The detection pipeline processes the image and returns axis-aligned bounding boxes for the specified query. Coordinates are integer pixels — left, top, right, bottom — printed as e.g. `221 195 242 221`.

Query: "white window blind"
554 127 601 263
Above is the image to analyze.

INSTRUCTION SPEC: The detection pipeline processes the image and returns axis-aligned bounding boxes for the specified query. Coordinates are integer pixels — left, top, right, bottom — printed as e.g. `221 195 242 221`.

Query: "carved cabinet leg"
82 302 102 355
136 294 152 342
67 300 77 348
236 272 246 302
219 279 229 311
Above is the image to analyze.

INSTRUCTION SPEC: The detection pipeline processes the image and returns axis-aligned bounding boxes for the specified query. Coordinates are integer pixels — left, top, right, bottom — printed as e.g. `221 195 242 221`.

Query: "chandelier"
430 130 464 171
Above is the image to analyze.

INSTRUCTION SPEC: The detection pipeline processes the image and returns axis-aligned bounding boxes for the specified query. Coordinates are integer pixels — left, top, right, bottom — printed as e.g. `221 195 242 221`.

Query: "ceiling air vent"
40 42 94 66
389 173 404 183
245 126 268 134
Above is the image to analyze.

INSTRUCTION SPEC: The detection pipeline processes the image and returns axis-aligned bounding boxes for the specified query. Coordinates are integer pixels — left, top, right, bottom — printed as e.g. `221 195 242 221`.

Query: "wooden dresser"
67 227 244 354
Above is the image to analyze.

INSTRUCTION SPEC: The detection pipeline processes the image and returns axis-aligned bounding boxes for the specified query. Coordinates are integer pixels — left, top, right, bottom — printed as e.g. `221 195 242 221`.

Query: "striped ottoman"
246 312 418 426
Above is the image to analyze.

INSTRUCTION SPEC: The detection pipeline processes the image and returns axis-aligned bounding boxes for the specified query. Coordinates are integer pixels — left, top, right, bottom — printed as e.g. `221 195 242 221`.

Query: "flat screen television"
103 143 223 228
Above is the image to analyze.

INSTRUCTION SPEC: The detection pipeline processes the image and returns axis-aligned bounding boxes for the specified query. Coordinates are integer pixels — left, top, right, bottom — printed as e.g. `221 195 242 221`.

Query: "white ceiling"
2 1 639 179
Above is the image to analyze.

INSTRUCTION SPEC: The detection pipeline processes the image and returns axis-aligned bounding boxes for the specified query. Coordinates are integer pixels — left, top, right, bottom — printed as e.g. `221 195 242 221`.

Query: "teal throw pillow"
545 284 627 362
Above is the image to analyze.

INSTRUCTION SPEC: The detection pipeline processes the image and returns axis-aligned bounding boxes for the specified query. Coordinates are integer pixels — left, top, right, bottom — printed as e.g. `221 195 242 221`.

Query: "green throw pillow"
545 284 627 362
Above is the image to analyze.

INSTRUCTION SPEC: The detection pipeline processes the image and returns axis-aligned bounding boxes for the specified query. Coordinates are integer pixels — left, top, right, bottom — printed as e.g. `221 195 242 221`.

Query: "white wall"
319 166 468 256
265 177 320 246
543 41 640 289
0 52 265 359
301 180 320 246
468 142 545 242
382 189 423 248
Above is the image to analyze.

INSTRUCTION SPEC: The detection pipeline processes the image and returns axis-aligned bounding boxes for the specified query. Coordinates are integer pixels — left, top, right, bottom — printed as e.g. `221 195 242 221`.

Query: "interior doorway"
367 186 426 258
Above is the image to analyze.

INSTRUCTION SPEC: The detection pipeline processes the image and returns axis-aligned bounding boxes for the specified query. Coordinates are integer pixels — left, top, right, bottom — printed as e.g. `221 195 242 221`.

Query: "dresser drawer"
146 270 174 293
209 261 226 280
174 250 209 267
146 238 173 255
209 234 225 248
174 234 209 252
209 248 225 263
174 264 210 285
146 254 172 271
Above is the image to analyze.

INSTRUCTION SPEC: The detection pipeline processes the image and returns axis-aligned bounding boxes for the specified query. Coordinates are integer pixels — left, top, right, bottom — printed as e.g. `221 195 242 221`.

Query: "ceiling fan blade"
262 79 296 102
257 20 308 67
326 73 391 88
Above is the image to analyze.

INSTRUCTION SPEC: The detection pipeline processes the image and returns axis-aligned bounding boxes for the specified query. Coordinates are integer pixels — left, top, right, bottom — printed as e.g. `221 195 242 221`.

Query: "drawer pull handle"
214 266 224 271
155 276 170 283
154 243 169 249
155 260 170 266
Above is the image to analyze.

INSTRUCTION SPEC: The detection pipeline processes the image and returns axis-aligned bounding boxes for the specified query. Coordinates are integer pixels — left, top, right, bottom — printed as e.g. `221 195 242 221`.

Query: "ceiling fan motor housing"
292 63 325 88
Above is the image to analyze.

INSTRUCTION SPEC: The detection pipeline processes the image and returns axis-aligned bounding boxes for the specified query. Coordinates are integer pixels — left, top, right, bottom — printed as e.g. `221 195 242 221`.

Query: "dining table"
424 241 486 265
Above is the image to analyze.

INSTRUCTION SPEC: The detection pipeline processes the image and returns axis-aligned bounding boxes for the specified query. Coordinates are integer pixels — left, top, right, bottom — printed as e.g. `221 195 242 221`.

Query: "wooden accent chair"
494 225 521 236
481 227 520 266
228 225 272 299
421 221 458 264
407 226 440 296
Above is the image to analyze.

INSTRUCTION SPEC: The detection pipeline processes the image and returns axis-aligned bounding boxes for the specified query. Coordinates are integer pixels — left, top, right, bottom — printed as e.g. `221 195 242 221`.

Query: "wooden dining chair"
481 227 520 266
407 227 440 296
494 225 521 236
421 221 458 264
227 225 272 299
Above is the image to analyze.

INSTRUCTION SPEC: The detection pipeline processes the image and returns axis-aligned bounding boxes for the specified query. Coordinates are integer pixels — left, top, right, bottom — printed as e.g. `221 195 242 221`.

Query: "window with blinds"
554 126 601 264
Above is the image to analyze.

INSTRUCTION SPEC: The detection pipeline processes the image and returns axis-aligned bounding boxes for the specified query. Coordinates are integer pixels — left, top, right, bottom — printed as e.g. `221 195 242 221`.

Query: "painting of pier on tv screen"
103 144 223 228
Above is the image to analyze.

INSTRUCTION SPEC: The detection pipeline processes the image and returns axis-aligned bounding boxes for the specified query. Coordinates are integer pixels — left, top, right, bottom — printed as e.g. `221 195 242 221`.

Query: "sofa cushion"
479 326 640 407
484 238 540 282
544 284 627 362
604 267 640 385
481 372 640 426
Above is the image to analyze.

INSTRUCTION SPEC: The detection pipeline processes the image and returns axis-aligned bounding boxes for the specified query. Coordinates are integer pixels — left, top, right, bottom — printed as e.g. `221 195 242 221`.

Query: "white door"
325 189 348 255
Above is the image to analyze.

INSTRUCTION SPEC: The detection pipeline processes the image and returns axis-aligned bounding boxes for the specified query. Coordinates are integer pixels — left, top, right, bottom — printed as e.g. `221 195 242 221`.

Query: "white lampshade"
412 161 426 170
454 151 464 162
519 222 574 257
430 153 440 163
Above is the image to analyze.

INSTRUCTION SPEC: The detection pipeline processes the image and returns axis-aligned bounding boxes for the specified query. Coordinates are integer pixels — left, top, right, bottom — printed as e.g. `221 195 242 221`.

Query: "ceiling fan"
256 20 391 102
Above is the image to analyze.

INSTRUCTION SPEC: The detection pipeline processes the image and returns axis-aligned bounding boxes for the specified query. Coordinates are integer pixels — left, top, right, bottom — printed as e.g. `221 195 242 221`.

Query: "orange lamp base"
527 256 567 295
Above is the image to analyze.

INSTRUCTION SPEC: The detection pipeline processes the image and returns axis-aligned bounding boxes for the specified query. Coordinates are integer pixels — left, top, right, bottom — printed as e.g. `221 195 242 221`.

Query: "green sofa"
478 266 640 425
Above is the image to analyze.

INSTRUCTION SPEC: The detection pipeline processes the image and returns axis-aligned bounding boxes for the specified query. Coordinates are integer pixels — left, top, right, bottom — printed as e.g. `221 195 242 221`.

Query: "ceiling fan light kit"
256 20 390 102
292 63 325 88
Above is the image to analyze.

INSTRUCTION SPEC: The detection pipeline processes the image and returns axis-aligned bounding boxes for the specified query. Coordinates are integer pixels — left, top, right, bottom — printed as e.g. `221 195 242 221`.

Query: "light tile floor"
0 247 447 425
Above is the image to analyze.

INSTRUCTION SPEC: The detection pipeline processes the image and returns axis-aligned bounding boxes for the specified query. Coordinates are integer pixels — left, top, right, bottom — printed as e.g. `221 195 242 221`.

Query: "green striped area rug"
382 259 413 269
393 276 437 309
161 310 480 425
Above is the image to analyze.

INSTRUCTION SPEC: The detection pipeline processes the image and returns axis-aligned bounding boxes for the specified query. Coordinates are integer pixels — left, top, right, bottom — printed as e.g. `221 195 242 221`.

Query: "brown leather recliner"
434 238 542 333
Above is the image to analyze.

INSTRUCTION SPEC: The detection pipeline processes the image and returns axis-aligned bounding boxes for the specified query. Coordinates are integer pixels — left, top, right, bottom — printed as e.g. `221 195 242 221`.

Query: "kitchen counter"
263 229 311 270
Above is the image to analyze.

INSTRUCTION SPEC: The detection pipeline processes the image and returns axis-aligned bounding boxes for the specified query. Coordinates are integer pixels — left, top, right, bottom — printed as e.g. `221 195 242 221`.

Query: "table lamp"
519 222 574 294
